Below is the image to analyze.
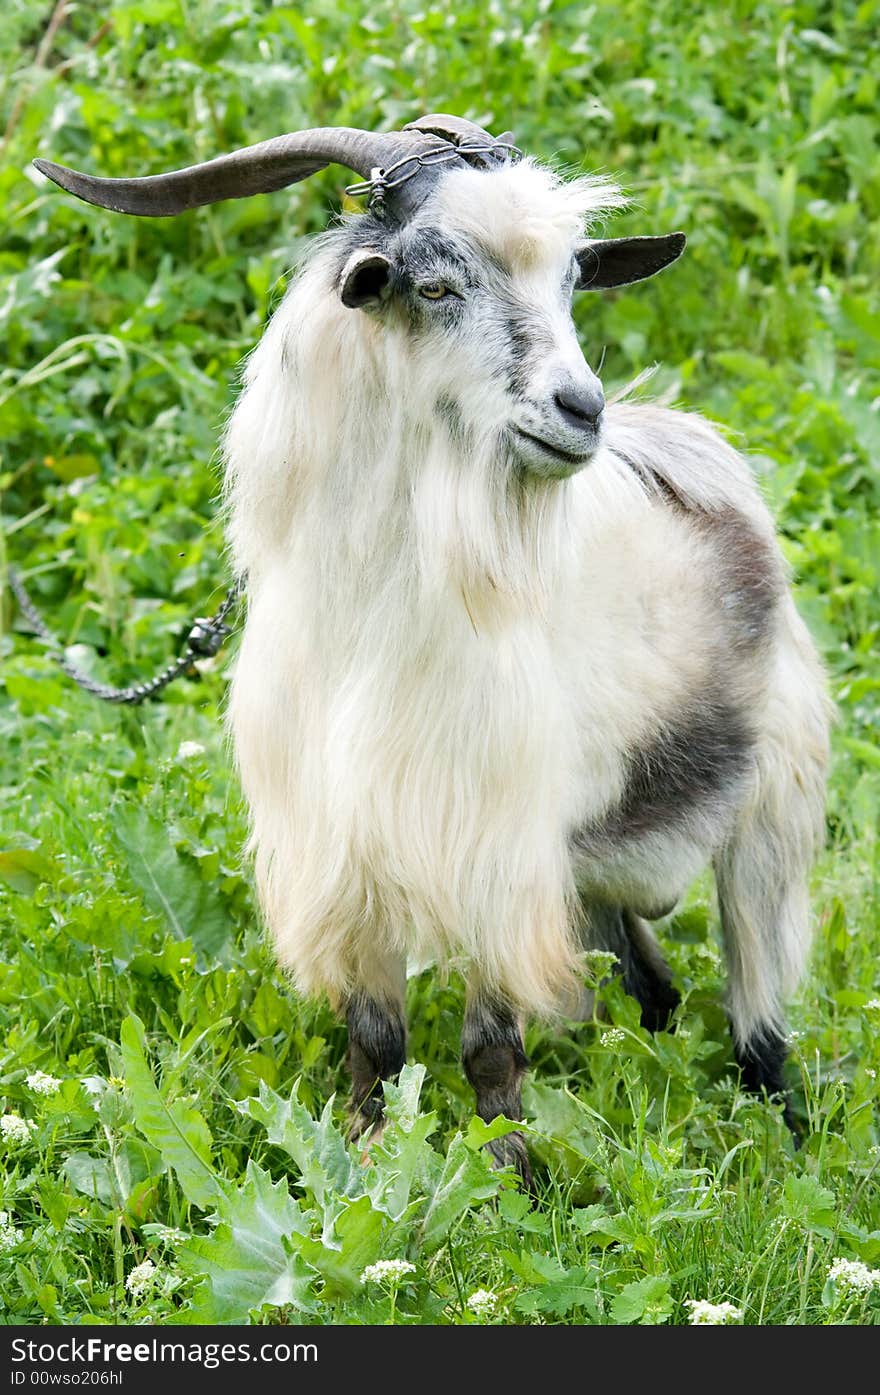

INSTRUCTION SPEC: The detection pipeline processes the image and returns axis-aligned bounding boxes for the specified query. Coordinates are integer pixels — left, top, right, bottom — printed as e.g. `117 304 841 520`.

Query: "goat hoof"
487 1131 534 1194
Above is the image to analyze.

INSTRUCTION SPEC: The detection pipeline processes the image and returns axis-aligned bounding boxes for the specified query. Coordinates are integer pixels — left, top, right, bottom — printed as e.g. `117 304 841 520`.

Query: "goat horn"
33 126 451 219
402 113 514 166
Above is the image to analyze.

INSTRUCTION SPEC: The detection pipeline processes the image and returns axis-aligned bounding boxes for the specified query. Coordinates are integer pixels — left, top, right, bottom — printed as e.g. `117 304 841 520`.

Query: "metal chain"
344 140 521 212
7 566 243 705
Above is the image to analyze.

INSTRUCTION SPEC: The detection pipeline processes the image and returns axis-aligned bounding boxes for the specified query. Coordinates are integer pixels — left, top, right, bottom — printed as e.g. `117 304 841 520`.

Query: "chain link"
7 567 243 706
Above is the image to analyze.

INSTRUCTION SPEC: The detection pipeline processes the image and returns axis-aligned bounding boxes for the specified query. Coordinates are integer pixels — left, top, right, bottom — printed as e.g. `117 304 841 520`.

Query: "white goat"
37 116 830 1180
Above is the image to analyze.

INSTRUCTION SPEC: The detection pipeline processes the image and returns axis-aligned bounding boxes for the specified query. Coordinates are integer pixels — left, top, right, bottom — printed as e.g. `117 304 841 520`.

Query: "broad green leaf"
357 1063 441 1220
382 1062 427 1131
64 1140 164 1210
498 1189 551 1234
464 1114 522 1150
296 1195 385 1297
367 1110 438 1223
0 846 54 896
781 1175 837 1235
63 1154 115 1207
610 1276 673 1325
572 1206 653 1253
364 1064 439 1220
418 1133 499 1251
120 1014 219 1210
181 1162 316 1323
522 1080 602 1182
112 805 235 966
515 1263 599 1319
243 1081 363 1205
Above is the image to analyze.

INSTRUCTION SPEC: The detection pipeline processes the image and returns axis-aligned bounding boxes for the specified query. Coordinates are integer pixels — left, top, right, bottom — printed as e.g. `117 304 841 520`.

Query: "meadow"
1 0 878 1326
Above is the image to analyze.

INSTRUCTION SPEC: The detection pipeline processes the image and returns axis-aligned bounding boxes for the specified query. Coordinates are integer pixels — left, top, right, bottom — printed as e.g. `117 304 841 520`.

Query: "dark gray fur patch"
346 992 406 1127
614 447 783 654
435 394 466 444
331 212 395 270
330 221 474 299
400 227 476 285
461 998 526 1114
698 509 784 653
503 304 557 398
576 695 754 847
462 996 531 1186
504 310 536 397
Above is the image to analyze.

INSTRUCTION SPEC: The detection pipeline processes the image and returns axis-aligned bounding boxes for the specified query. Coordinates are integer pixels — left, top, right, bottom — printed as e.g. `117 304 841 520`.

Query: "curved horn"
33 126 447 218
402 113 514 167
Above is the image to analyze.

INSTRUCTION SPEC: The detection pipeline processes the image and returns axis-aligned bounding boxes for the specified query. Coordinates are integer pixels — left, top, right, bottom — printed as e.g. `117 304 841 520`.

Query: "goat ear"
339 250 394 309
575 233 686 290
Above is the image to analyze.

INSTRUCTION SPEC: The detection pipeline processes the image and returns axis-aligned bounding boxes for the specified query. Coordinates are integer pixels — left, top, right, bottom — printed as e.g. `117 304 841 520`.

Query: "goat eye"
419 282 449 300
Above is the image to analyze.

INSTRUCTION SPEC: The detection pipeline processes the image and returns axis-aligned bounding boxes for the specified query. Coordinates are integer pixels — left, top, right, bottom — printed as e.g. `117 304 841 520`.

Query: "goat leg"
346 962 406 1143
462 990 532 1191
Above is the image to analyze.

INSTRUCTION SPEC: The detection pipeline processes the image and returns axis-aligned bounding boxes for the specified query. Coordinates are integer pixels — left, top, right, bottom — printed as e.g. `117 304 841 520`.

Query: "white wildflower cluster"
863 999 880 1012
582 949 619 980
1 1113 36 1146
0 1211 24 1251
827 1258 880 1297
466 1288 497 1318
360 1259 416 1285
126 1260 159 1298
176 741 206 761
600 1028 626 1048
26 1071 62 1097
685 1299 742 1325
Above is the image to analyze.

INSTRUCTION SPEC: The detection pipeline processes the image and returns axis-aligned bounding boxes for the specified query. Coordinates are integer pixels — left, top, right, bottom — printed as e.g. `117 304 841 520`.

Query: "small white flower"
151 1226 189 1247
827 1258 880 1296
864 999 880 1012
126 1259 158 1298
466 1288 497 1317
0 1212 24 1250
176 741 206 760
360 1259 416 1285
1 1113 37 1146
26 1071 62 1097
600 1027 626 1048
685 1299 742 1325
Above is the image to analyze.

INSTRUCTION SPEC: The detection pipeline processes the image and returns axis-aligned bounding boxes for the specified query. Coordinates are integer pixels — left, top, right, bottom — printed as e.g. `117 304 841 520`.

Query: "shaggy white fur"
224 158 830 1045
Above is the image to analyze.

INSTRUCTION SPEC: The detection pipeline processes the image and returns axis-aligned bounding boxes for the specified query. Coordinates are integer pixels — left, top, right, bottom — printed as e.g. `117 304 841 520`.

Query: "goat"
37 115 831 1183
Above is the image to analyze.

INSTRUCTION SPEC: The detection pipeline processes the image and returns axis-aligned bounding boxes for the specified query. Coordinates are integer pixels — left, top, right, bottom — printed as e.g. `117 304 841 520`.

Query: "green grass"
1 0 879 1326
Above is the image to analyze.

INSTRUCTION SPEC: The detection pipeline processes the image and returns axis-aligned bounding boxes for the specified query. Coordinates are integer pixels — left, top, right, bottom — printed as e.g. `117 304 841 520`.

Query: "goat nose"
553 384 605 431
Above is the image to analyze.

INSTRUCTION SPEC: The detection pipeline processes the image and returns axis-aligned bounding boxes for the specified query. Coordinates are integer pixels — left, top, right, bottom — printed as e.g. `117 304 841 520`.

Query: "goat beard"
410 421 577 629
